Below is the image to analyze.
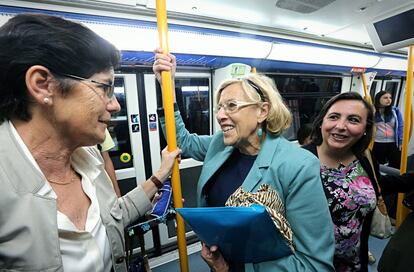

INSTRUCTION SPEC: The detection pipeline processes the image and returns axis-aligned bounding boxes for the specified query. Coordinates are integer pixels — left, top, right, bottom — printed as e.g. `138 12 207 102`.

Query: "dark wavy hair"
297 123 313 145
0 13 120 122
310 92 374 155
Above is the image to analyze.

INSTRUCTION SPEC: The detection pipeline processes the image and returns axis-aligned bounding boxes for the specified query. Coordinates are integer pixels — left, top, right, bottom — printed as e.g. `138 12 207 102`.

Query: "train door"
106 71 163 254
144 72 212 248
396 79 414 159
107 73 146 194
370 79 382 99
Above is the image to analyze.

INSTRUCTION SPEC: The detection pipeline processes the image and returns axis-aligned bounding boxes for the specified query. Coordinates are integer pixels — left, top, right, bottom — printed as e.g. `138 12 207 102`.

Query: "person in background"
372 91 403 169
297 123 313 146
378 172 414 272
303 92 413 272
0 14 179 271
372 91 403 221
154 49 335 272
99 128 121 197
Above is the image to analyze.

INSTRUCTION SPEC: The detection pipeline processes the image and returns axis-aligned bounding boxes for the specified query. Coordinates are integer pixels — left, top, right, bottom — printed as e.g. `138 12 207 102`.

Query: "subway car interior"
1 0 414 271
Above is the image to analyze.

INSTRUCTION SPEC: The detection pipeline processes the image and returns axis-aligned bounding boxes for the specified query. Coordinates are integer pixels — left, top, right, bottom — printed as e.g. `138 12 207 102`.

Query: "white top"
9 121 113 272
375 115 396 143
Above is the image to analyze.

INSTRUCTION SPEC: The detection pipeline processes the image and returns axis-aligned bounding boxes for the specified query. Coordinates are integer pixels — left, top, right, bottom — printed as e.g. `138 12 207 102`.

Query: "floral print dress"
320 160 377 272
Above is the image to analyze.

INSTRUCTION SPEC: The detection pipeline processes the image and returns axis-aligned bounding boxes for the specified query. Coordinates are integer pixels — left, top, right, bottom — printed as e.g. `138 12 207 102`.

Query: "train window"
383 80 400 103
272 75 342 94
370 81 378 99
157 76 211 158
175 77 210 136
107 78 134 169
268 75 342 140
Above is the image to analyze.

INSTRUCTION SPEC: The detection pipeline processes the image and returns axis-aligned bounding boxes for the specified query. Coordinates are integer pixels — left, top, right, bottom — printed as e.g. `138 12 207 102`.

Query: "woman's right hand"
201 243 229 272
153 47 176 83
155 146 181 182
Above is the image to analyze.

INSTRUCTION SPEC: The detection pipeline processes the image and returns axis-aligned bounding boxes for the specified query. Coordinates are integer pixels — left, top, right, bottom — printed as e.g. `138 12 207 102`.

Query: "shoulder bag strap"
364 149 388 215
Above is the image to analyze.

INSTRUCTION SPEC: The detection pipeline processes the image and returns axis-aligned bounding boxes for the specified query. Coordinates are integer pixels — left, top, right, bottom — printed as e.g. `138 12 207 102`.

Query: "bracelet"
150 175 163 189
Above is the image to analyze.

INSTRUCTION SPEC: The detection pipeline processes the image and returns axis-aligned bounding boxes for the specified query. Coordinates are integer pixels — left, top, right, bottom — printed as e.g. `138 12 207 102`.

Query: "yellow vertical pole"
361 73 375 150
155 1 189 271
361 73 372 104
396 45 414 227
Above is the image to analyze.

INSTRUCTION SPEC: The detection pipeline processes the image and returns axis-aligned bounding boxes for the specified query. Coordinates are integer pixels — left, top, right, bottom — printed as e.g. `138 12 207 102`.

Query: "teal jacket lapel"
243 133 280 192
197 133 281 206
196 144 233 206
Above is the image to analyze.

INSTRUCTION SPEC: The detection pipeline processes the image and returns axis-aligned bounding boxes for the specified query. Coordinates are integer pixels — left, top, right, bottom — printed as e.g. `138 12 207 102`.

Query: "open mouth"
98 119 109 126
331 133 348 141
221 125 234 133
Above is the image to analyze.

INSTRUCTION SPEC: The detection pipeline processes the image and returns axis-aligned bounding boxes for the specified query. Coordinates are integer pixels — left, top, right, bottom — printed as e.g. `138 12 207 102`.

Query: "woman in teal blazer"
154 50 335 272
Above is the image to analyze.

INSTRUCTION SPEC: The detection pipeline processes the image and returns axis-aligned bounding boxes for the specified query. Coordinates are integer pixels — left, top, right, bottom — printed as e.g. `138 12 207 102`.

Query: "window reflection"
268 74 341 141
272 75 342 94
282 96 333 140
157 77 211 158
178 84 210 136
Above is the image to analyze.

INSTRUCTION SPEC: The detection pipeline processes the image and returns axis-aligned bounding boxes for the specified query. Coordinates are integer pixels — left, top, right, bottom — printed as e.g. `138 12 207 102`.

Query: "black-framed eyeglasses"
55 72 115 99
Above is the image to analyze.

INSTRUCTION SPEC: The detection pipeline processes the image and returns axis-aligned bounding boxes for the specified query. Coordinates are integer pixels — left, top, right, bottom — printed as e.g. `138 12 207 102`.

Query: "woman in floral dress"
303 92 410 272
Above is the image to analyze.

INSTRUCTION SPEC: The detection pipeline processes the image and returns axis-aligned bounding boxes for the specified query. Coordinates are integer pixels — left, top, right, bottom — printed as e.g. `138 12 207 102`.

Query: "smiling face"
379 92 392 107
52 69 120 147
215 82 264 154
321 99 368 153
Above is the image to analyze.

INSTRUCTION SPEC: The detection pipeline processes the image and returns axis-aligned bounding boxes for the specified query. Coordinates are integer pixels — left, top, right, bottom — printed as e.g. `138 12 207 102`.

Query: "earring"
363 132 367 136
257 127 263 138
43 97 50 104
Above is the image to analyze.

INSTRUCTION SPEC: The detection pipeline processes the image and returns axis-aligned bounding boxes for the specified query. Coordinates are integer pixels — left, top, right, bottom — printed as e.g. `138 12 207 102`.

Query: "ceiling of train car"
145 0 412 52
8 0 412 53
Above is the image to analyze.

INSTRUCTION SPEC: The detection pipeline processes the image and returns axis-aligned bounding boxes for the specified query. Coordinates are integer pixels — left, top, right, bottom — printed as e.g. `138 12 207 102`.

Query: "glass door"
108 74 146 193
370 79 382 100
144 72 212 247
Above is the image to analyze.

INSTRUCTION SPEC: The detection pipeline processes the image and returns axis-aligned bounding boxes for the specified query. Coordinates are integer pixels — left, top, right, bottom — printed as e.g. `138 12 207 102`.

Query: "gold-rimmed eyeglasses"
55 72 115 99
214 100 258 114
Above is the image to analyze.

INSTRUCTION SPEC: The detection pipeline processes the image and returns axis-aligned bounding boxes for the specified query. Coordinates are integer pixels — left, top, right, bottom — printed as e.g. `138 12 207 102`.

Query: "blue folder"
176 204 293 263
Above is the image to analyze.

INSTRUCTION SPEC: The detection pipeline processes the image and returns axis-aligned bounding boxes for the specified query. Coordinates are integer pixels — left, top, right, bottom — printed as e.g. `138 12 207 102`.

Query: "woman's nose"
335 119 346 129
215 107 228 121
107 95 121 113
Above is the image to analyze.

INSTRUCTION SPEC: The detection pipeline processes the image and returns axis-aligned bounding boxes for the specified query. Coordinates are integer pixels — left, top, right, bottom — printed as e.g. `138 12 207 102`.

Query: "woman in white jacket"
0 14 179 271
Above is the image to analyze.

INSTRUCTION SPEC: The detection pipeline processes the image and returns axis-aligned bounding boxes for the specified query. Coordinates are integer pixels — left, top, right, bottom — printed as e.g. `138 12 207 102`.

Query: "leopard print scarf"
225 184 295 252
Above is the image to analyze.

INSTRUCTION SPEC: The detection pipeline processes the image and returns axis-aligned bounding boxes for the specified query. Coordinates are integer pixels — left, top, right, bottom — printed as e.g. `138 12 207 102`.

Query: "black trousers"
378 212 414 272
373 142 401 218
372 142 401 168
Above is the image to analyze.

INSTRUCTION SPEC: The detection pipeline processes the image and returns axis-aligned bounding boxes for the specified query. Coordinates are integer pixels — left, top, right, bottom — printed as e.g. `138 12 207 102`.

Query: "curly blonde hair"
215 74 292 135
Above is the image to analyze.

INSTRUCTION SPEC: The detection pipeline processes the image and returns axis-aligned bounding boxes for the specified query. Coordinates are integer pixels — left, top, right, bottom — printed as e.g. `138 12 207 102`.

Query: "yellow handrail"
361 73 375 150
396 45 414 228
155 0 189 271
361 73 372 105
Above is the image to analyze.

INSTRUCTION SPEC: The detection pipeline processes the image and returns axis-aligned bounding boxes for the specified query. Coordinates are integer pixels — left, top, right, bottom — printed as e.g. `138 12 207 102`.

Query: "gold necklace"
334 155 354 167
47 169 78 185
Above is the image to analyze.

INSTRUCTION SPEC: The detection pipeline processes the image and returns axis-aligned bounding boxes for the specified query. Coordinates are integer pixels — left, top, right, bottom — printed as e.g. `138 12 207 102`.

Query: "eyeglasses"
55 72 115 99
214 100 258 114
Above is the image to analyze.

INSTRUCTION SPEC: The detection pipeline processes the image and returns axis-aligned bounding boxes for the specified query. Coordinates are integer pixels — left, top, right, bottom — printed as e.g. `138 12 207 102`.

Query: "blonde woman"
154 49 335 272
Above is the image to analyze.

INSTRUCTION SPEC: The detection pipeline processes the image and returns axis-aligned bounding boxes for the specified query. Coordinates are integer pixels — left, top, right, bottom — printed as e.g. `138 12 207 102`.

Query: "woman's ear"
25 65 55 105
257 102 269 123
